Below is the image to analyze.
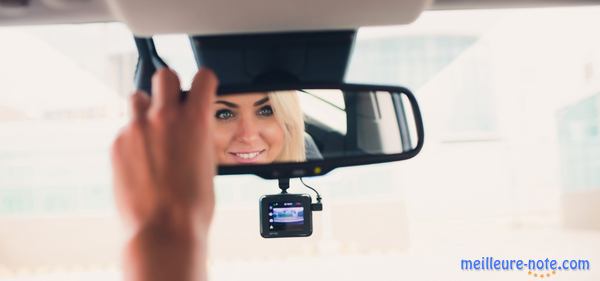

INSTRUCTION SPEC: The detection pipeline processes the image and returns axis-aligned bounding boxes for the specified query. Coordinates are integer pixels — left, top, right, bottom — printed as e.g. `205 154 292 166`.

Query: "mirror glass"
214 88 421 166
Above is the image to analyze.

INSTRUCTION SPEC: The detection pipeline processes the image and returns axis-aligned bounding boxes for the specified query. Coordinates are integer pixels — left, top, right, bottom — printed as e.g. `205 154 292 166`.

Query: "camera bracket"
278 177 290 194
277 177 323 212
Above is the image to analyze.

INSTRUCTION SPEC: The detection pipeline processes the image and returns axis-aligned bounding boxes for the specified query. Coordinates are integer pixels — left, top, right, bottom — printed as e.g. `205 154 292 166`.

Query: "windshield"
1 6 599 280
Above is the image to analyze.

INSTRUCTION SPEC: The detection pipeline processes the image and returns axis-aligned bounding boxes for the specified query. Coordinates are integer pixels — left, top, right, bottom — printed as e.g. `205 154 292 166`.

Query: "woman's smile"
228 149 266 163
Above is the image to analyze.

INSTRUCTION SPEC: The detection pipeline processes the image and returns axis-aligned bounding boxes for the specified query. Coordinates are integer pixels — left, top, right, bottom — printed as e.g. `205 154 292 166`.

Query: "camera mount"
278 177 290 194
277 178 323 211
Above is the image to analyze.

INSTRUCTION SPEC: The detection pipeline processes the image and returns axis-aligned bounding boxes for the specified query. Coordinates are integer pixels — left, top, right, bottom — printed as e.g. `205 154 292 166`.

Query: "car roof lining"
431 0 600 10
2 0 599 33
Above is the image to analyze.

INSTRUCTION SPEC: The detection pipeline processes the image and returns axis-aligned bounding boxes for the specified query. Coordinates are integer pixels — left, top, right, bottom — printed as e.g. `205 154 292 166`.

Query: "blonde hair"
268 91 306 162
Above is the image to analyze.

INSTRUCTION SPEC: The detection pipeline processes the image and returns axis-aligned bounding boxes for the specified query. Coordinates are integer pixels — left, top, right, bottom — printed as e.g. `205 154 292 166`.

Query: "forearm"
123 209 208 281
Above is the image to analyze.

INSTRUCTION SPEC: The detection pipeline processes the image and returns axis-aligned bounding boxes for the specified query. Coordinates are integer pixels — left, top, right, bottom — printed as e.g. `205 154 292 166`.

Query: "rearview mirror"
216 84 424 178
132 35 423 180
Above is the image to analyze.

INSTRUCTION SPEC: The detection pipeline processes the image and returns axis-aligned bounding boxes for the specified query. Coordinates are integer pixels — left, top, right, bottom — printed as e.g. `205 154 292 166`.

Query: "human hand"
111 68 218 281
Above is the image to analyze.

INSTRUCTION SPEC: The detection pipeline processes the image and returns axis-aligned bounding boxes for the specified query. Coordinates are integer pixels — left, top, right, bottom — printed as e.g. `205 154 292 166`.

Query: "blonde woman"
213 90 307 164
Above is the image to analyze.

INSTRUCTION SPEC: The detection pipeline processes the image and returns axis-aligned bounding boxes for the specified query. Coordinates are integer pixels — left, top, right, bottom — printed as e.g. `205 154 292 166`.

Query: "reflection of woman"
214 91 306 164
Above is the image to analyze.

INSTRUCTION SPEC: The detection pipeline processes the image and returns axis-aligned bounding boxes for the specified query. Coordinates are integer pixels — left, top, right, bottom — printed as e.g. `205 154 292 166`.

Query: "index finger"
186 68 218 121
150 68 181 113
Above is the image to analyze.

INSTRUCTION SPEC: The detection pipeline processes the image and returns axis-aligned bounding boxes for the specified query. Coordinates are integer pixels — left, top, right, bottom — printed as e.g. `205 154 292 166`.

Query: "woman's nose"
235 116 259 142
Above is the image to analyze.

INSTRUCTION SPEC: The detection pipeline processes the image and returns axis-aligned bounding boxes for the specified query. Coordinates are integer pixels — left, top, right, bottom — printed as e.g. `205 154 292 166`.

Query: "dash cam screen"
268 202 305 232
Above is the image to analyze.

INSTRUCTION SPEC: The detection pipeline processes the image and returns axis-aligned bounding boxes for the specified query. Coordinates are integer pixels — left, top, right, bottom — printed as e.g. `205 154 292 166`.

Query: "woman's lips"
228 149 266 163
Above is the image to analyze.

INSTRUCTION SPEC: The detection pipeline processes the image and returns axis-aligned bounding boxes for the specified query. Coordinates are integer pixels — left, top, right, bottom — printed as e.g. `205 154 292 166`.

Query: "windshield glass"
1 6 599 280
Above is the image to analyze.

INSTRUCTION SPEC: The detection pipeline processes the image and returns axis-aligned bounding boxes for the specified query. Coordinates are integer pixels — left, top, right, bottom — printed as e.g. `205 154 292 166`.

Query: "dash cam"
260 193 313 238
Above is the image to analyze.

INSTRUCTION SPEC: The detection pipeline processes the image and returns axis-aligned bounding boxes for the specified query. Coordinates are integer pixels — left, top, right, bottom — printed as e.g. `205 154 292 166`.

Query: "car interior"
1 0 599 280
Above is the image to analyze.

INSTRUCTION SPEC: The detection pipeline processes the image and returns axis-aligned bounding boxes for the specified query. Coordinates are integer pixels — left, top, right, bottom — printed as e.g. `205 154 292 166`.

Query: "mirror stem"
134 37 168 95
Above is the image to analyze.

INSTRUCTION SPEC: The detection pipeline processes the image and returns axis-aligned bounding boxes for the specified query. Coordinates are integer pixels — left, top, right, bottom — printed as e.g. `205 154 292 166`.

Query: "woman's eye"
215 109 234 120
257 105 273 117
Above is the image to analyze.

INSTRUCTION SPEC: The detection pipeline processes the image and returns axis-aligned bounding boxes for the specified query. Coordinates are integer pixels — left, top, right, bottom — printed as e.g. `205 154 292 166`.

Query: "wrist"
125 209 209 281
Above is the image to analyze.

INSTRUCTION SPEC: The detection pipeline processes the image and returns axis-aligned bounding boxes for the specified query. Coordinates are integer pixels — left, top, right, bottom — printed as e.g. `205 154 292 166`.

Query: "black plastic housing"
190 30 356 86
260 193 313 238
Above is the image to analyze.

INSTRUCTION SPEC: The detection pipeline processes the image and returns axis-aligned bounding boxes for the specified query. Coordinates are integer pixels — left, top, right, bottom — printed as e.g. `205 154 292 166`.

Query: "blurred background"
0 6 599 281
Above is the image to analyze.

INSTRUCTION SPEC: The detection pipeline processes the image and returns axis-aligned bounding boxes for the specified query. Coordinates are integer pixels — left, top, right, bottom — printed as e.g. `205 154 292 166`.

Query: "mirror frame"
216 83 424 179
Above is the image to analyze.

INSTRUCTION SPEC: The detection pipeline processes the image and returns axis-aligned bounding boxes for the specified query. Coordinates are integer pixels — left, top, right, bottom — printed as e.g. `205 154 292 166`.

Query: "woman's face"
214 93 285 165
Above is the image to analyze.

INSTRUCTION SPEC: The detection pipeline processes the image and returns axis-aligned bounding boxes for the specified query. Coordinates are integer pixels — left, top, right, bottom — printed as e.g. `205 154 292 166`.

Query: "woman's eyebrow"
254 97 269 106
216 100 238 108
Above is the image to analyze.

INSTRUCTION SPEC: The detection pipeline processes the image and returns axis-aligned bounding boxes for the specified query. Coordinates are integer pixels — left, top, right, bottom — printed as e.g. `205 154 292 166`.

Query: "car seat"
304 132 323 160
